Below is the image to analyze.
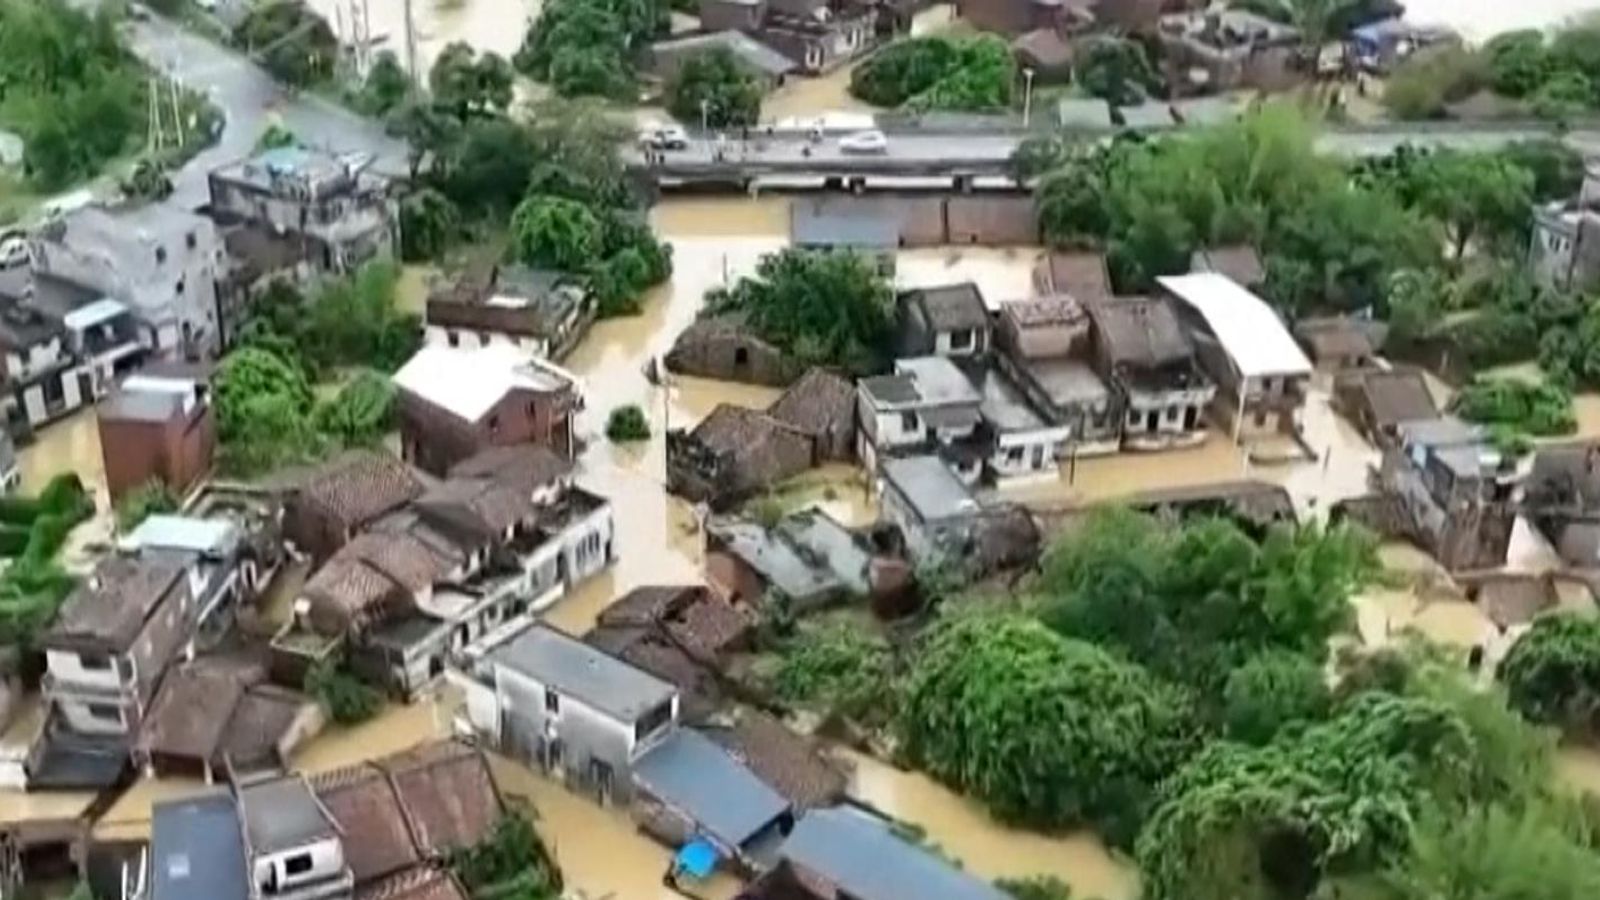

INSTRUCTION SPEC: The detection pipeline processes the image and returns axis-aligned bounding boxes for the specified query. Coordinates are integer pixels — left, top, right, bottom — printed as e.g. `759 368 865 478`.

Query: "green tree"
389 101 462 180
1484 30 1551 98
1074 36 1159 106
1452 377 1576 437
304 656 383 725
899 614 1198 843
511 195 605 271
604 404 650 441
398 187 462 261
234 1 338 87
1548 18 1600 101
1381 46 1488 120
1532 70 1595 123
439 117 538 212
516 0 650 100
313 371 395 446
361 50 412 115
1223 650 1331 744
1398 149 1534 262
996 876 1075 900
1500 138 1586 202
773 623 892 725
849 36 961 106
448 810 563 898
429 43 514 118
705 248 894 372
215 347 313 443
1498 615 1600 733
849 35 1013 111
665 47 764 128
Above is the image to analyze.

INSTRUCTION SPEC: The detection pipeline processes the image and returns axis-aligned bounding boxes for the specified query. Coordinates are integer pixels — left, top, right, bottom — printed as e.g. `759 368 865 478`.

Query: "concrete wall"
398 385 575 477
425 324 550 359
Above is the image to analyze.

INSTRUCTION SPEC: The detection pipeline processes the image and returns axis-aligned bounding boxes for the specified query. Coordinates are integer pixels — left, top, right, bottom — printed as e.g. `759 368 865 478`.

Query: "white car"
839 130 889 154
639 124 690 151
0 237 27 270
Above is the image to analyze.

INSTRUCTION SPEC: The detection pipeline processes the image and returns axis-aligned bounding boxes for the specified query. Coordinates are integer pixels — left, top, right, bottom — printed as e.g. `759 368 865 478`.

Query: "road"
631 124 1600 183
124 17 407 210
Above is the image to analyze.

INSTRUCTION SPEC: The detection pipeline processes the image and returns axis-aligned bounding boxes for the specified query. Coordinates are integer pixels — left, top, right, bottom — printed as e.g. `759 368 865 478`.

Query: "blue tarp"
675 839 719 879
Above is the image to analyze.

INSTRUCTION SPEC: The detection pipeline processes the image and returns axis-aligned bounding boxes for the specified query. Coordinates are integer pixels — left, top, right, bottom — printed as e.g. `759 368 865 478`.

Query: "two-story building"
1083 296 1216 451
425 265 595 362
1529 159 1600 293
29 204 225 358
118 514 255 644
97 364 217 503
207 146 398 279
40 553 198 744
392 344 582 476
878 454 983 565
236 772 353 900
1161 273 1311 443
995 295 1119 458
460 622 679 804
895 283 991 359
856 356 983 478
698 0 878 75
0 295 144 436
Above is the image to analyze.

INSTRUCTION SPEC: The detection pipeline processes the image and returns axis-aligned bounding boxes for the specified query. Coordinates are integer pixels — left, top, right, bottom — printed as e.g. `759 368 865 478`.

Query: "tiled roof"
711 711 846 810
298 451 425 530
767 369 855 438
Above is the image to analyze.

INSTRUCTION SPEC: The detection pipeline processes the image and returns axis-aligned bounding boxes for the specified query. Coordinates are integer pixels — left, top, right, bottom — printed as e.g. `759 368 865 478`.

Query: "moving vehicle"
0 236 27 270
639 124 690 151
839 129 889 155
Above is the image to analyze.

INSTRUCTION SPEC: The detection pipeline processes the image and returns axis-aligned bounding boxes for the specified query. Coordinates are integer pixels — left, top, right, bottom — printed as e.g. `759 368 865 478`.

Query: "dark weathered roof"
633 729 790 849
693 404 808 457
487 623 676 722
1127 480 1297 528
1191 244 1265 286
1037 251 1111 301
46 553 191 651
354 868 469 900
1001 294 1087 329
303 530 450 629
768 369 856 437
652 29 799 77
151 791 249 900
237 773 338 854
1085 296 1194 367
1527 441 1600 512
0 298 65 351
790 201 900 250
312 741 504 885
1345 369 1439 430
1295 316 1384 361
584 626 723 722
296 451 426 530
779 807 1009 900
901 283 989 332
139 658 253 764
1012 28 1075 69
447 444 572 489
597 584 751 661
710 711 846 810
98 389 184 424
858 373 919 406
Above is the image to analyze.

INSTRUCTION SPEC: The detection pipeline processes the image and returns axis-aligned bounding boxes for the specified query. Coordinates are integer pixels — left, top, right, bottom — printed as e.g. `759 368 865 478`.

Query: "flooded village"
7 0 1600 898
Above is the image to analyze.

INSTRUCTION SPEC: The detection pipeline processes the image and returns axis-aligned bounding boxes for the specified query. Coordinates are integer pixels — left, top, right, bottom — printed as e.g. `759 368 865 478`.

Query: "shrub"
605 404 650 442
304 657 383 725
116 480 177 533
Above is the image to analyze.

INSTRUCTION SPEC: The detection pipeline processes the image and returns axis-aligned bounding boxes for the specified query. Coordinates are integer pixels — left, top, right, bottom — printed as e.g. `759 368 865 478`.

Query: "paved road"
632 124 1600 182
124 17 407 210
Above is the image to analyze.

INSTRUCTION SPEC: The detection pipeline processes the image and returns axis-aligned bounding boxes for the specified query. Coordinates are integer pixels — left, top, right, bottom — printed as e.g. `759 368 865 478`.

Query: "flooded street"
305 0 542 74
839 748 1138 900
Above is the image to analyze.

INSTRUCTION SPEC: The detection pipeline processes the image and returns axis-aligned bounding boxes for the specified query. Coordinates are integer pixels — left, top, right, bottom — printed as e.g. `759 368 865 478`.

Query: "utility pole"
168 70 185 148
1022 67 1036 129
404 0 419 86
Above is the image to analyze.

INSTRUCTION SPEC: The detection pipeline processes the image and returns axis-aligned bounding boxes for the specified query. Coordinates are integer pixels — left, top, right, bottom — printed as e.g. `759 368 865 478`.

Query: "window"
487 414 500 433
948 328 973 350
447 330 460 347
87 703 120 722
284 854 313 876
186 232 197 250
478 332 490 347
635 699 673 742
900 412 919 432
1165 406 1178 423
734 347 750 367
155 246 167 265
175 279 185 296
80 653 111 670
1006 446 1024 463
1259 376 1273 394
544 688 560 713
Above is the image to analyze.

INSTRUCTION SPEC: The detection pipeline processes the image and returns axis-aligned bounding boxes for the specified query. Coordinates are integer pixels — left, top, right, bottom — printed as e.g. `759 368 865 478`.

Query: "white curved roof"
1159 273 1311 379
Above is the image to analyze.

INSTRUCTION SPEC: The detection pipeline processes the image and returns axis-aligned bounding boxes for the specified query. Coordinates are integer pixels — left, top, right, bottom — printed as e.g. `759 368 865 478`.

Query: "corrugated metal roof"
1160 273 1311 378
633 729 789 849
151 791 250 900
779 806 1008 900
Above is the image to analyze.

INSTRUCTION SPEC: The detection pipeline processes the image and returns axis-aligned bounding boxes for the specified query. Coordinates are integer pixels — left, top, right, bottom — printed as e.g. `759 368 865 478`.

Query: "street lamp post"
1022 67 1036 128
700 98 710 135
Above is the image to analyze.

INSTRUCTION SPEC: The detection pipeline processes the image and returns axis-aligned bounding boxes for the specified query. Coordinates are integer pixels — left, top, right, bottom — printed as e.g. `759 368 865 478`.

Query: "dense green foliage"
604 404 650 442
995 876 1075 900
355 51 413 116
239 263 421 377
430 43 515 119
773 624 892 725
232 1 338 88
214 347 320 474
1222 649 1331 744
1073 37 1160 106
1031 106 1438 303
899 614 1197 844
115 480 178 533
665 48 764 128
705 249 894 372
1381 46 1487 120
512 196 605 272
1037 507 1373 701
1478 19 1600 118
515 0 664 99
314 371 396 447
305 656 383 725
398 188 463 261
1498 616 1600 734
850 35 1014 111
1452 377 1576 437
0 0 146 189
1368 147 1534 263
0 474 91 649
448 810 563 899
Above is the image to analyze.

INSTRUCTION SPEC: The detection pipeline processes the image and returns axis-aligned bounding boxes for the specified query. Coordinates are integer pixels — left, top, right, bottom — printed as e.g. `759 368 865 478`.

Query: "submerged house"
667 404 815 511
235 771 355 899
856 356 984 479
1333 367 1440 448
136 654 320 781
424 264 595 362
1083 296 1215 450
585 584 753 721
1161 273 1311 443
996 295 1119 457
704 508 880 611
97 365 217 503
1528 155 1600 293
1525 441 1600 567
282 450 426 565
459 623 678 805
895 283 991 360
766 368 857 463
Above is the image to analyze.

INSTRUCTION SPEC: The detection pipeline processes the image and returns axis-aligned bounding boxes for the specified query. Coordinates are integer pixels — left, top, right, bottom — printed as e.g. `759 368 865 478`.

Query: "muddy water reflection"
839 748 1139 900
304 0 542 74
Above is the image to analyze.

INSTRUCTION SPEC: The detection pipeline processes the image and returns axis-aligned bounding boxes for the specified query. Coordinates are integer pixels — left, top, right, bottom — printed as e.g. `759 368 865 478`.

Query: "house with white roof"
391 343 583 476
1160 273 1312 442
